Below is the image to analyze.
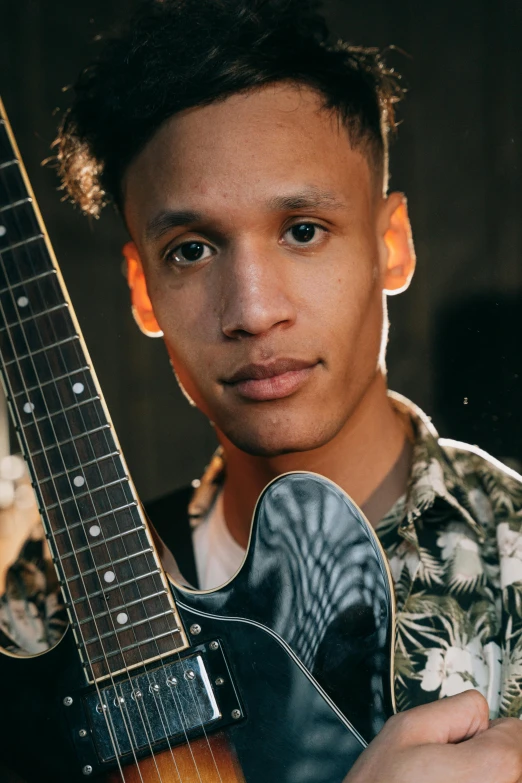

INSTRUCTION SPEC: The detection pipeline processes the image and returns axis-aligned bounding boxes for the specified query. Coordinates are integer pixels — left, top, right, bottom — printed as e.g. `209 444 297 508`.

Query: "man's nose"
220 243 297 339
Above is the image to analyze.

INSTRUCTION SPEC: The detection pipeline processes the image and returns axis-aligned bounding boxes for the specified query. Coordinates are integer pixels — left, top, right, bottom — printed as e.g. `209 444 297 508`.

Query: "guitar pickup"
64 640 244 775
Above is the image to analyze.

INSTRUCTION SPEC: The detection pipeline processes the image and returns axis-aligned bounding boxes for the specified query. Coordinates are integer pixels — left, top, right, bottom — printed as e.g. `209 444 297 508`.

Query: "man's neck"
218 372 411 549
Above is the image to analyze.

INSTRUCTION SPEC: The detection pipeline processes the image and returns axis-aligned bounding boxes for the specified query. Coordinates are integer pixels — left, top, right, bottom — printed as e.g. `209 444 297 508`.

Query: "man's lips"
222 359 318 401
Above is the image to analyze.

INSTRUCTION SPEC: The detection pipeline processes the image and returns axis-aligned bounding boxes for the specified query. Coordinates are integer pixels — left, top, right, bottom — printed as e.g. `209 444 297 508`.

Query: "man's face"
124 83 405 456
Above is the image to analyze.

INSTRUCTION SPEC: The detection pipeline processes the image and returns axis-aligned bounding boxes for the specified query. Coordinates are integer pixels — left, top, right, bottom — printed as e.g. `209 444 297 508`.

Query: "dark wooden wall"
0 0 521 501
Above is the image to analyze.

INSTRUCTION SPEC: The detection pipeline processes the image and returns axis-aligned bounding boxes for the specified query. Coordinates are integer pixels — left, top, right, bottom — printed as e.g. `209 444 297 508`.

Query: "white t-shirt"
192 491 245 590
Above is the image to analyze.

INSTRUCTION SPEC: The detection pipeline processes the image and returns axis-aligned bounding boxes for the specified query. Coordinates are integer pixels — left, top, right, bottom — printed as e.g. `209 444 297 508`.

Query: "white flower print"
468 488 494 526
497 522 522 589
413 459 448 511
388 540 420 584
420 638 501 714
437 525 484 593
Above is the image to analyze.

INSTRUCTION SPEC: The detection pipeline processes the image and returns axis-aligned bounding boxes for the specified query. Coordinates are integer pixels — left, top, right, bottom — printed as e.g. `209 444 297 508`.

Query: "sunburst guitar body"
0 99 395 783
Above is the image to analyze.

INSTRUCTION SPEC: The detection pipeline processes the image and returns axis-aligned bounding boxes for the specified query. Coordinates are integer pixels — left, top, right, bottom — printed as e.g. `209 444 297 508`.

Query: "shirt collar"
389 391 485 541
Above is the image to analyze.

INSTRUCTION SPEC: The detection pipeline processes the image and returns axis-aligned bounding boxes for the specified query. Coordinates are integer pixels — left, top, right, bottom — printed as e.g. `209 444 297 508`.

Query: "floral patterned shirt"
381 393 522 718
2 391 522 721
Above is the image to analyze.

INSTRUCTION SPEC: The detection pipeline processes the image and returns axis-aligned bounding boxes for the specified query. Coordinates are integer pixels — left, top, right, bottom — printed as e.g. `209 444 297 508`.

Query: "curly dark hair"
56 0 405 217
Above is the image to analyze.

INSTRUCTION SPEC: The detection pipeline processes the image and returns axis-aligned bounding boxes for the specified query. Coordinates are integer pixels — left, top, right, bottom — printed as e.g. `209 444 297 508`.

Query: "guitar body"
2 472 394 783
173 471 396 743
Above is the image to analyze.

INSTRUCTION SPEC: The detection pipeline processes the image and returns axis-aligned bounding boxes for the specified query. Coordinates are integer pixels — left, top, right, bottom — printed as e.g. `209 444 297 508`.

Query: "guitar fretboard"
0 109 187 682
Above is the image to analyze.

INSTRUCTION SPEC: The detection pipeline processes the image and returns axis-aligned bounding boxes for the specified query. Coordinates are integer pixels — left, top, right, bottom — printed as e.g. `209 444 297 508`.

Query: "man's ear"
123 242 163 337
380 194 416 295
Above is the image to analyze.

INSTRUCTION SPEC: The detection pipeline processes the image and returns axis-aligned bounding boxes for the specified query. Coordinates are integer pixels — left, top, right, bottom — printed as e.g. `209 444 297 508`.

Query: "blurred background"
0 0 521 505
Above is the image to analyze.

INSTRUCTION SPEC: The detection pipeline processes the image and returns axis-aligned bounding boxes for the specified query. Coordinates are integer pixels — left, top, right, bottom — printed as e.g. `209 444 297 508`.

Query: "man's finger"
387 690 490 747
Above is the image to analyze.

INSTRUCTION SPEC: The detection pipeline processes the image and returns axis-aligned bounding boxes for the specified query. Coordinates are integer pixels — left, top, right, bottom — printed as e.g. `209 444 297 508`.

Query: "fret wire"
38 449 121 484
78 590 170 624
90 629 179 663
65 546 153 582
60 525 144 559
14 365 92 398
49 501 138 535
72 569 161 602
3 333 80 364
0 302 69 332
83 610 176 647
24 394 100 424
0 197 32 214
45 476 129 510
0 232 44 253
0 268 56 296
31 422 110 455
0 159 17 171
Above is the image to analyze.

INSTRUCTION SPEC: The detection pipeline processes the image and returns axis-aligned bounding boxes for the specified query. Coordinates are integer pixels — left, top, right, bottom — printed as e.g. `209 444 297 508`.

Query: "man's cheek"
164 342 213 415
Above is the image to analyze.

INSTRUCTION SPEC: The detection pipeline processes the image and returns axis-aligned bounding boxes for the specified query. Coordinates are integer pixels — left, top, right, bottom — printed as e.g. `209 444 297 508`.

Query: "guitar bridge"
63 640 243 775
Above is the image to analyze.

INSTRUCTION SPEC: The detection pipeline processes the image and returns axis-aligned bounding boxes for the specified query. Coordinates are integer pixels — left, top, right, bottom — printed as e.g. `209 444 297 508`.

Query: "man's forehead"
123 83 373 226
128 83 358 174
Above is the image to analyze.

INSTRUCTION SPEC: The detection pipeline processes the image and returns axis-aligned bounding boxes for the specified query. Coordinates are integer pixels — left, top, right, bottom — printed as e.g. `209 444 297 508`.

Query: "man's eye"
284 223 326 245
166 241 212 265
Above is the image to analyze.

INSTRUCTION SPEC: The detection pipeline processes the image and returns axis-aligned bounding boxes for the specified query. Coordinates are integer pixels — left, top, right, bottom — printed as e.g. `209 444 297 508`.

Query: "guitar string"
1 142 225 783
0 252 157 783
28 287 185 783
28 253 202 783
0 182 159 783
5 234 171 783
0 231 133 781
55 255 226 779
24 203 226 778
171 644 225 783
47 293 194 783
32 236 224 782
0 162 152 782
43 255 220 783
4 199 197 780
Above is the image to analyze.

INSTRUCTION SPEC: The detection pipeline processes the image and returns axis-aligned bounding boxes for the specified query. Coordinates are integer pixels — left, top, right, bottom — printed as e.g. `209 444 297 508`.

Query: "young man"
52 0 522 779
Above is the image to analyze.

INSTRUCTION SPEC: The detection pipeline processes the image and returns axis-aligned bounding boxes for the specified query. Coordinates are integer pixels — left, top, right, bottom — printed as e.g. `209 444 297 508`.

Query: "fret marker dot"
23 402 35 414
116 612 128 625
0 226 6 237
73 475 85 487
17 296 29 308
72 382 84 394
104 571 115 583
89 525 101 537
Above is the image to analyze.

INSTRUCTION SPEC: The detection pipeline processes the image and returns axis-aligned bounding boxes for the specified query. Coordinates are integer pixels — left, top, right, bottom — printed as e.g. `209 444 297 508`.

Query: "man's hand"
345 690 522 782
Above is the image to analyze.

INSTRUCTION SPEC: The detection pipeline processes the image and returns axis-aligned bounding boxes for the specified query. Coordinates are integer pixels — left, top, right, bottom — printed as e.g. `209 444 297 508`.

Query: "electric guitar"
0 98 396 783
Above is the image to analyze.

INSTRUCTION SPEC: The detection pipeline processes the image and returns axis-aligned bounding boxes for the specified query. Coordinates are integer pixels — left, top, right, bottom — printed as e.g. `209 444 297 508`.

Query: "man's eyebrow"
266 189 348 212
145 209 202 242
144 189 347 241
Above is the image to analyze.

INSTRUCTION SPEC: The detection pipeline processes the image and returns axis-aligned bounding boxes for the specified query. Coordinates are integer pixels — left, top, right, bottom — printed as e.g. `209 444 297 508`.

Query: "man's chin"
226 437 308 458
219 416 336 458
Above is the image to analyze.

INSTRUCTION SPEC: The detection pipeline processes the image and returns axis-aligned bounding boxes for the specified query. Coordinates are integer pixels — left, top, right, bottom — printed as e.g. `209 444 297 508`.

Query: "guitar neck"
0 100 187 682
